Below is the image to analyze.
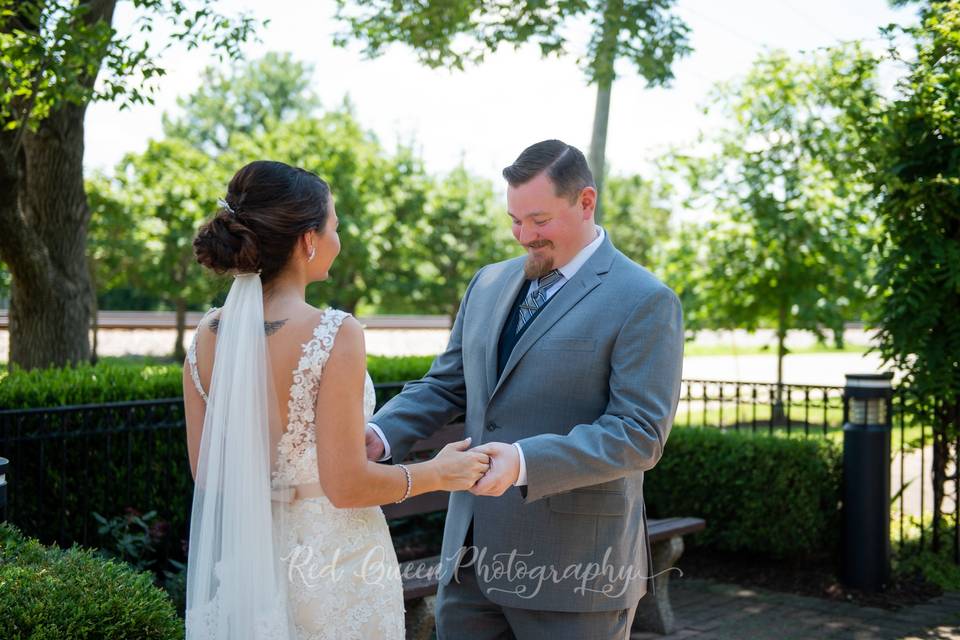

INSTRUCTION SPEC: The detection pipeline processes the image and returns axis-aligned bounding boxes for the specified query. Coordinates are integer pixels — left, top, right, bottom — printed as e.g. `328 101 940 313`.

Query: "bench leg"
404 595 436 640
631 535 684 635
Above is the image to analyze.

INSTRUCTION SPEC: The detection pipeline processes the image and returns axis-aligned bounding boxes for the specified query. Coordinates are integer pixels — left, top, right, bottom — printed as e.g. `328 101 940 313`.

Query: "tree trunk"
773 300 788 423
588 0 623 225
6 104 94 370
930 397 957 554
0 0 117 371
589 78 612 224
89 256 100 365
173 296 187 361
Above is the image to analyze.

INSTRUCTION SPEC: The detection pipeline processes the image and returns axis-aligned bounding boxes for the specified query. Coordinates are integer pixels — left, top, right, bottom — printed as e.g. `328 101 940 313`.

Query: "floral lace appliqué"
187 307 220 403
272 309 376 486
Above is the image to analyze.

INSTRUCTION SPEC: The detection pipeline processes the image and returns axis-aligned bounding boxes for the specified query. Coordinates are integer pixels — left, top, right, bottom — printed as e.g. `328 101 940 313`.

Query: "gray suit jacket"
373 233 684 612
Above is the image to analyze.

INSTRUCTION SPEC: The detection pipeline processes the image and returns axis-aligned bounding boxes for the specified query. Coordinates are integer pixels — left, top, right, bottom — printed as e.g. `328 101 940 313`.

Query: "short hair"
501 140 595 202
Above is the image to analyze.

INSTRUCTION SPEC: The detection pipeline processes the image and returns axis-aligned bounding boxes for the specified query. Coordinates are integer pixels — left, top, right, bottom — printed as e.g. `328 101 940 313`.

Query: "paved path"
633 579 960 640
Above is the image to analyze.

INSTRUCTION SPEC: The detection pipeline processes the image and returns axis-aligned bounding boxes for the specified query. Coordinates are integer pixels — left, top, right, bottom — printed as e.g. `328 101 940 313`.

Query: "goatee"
524 254 555 279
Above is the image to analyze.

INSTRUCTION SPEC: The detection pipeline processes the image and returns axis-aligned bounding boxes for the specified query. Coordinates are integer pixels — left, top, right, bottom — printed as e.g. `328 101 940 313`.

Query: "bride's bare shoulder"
272 303 346 347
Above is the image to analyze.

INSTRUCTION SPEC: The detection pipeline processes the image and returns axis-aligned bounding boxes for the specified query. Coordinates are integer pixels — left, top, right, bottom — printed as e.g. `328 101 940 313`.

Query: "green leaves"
0 523 184 640
88 51 513 318
645 426 842 558
161 51 320 154
601 172 673 268
866 0 960 420
0 1 262 152
664 46 881 354
87 136 228 322
331 0 690 87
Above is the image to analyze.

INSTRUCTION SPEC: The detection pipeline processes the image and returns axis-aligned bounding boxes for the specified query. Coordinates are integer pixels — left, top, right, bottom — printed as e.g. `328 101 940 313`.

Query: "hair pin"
217 198 235 215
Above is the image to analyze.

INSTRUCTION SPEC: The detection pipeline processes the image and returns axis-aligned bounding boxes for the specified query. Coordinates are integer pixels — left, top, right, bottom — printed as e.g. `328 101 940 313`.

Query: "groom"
366 139 684 639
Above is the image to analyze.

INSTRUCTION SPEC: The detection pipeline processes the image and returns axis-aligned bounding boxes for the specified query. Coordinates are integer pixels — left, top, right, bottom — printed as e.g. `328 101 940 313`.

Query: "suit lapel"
485 262 526 397
490 235 616 401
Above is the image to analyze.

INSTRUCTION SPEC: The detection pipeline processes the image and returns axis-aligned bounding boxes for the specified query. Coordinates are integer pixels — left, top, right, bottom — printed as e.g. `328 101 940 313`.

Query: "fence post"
841 372 893 592
0 457 7 523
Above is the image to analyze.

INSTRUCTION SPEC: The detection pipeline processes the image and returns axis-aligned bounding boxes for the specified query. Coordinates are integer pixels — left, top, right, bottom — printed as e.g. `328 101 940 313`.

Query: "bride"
181 160 490 639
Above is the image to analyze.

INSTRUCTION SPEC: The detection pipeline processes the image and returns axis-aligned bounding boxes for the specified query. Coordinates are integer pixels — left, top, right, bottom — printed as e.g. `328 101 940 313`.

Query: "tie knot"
538 269 562 289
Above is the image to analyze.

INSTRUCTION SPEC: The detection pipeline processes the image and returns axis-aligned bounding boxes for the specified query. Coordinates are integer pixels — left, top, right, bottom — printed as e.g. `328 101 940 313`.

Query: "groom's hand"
469 442 519 497
365 425 385 461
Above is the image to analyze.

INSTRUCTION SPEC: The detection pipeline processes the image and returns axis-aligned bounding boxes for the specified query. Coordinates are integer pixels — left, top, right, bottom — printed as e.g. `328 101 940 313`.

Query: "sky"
83 0 918 192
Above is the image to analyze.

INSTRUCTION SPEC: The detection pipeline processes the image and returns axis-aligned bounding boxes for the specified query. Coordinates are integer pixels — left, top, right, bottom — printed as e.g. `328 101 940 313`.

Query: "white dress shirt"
370 226 606 488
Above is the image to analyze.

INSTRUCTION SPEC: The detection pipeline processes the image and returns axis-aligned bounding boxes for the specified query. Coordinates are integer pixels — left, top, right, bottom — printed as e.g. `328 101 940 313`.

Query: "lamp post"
0 457 8 523
841 373 893 592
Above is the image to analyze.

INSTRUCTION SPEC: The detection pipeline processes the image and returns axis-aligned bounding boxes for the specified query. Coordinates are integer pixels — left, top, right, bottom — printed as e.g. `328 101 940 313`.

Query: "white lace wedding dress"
187 307 405 639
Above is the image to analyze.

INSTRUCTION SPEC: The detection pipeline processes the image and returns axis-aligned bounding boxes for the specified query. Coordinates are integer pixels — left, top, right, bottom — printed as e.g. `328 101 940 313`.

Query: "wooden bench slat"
399 555 443 600
648 517 706 543
382 490 450 520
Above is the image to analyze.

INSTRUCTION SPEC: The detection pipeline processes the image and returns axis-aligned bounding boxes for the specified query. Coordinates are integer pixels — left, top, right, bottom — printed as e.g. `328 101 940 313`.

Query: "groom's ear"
578 186 597 219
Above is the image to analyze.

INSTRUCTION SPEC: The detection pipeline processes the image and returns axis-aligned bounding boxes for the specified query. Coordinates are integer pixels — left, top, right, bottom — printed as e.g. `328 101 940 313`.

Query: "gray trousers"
436 559 637 640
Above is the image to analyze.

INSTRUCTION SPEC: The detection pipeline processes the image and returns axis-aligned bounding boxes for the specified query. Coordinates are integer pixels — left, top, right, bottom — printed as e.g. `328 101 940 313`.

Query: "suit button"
486 422 499 432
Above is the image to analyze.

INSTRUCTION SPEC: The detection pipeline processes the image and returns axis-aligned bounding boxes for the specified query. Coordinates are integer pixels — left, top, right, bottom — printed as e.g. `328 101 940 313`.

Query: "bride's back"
188 301 329 433
183 300 337 482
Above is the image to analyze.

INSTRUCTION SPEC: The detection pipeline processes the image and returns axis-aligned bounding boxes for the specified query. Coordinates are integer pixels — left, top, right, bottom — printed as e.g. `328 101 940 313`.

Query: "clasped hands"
463 441 519 497
365 427 519 497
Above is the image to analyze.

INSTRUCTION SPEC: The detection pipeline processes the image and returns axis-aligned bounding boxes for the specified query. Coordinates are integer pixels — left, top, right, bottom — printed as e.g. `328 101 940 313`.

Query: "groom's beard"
523 241 555 279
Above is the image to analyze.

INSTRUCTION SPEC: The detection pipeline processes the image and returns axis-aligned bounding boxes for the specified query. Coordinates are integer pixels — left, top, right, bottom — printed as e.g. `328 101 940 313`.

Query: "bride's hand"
430 437 490 492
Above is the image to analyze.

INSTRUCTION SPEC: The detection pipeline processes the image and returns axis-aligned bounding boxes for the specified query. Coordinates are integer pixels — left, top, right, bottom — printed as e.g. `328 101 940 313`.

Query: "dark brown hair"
194 160 330 283
501 139 595 202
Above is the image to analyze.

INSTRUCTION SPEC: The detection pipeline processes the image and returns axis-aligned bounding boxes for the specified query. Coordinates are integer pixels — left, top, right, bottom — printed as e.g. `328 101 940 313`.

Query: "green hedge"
1 358 842 563
0 361 183 409
0 523 184 640
645 426 842 558
0 355 436 409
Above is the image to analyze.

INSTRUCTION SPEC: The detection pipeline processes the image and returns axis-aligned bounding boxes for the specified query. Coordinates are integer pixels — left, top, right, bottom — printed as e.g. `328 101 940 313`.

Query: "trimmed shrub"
645 425 842 558
0 523 184 639
0 355 437 409
0 360 182 409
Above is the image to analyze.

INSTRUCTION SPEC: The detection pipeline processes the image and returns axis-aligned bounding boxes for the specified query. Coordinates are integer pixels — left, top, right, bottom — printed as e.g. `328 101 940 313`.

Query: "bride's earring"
307 245 316 262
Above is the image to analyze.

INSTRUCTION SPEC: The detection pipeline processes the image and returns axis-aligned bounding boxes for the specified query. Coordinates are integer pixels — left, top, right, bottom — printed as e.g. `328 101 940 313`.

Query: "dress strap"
187 307 219 403
297 308 351 375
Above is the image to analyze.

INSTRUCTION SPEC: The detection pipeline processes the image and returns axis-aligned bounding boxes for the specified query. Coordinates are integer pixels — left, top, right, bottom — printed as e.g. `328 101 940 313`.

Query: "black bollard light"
0 457 7 523
841 373 893 592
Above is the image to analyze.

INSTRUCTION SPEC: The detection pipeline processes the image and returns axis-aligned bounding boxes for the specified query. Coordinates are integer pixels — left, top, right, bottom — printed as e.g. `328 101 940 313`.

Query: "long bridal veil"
185 271 295 639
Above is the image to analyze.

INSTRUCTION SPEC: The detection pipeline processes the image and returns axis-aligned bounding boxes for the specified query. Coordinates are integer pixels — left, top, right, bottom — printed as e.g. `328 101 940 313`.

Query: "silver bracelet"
395 464 412 503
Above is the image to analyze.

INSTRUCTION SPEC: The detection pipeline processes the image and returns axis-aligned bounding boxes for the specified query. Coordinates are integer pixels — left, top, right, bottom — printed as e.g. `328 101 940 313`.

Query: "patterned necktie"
517 269 563 331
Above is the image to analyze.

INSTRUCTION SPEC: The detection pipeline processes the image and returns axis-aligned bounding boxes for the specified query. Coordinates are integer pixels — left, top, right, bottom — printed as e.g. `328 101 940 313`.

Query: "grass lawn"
676 406 928 451
682 342 871 357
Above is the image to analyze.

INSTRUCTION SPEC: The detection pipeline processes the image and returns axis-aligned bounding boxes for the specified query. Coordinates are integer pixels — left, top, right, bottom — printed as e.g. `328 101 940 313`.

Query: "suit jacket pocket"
549 489 626 516
539 337 596 352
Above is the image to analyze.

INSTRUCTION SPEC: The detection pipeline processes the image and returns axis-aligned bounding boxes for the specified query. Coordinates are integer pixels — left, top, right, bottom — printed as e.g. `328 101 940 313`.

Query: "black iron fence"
890 390 959 565
0 399 191 551
677 379 846 436
1 379 956 568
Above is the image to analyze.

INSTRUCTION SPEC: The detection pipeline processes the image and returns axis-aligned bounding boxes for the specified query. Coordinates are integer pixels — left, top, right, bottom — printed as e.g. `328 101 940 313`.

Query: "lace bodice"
272 309 376 486
186 307 377 486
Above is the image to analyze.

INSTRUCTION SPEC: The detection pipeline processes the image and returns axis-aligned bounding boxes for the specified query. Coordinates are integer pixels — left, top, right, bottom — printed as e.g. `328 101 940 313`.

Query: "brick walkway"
632 579 960 640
